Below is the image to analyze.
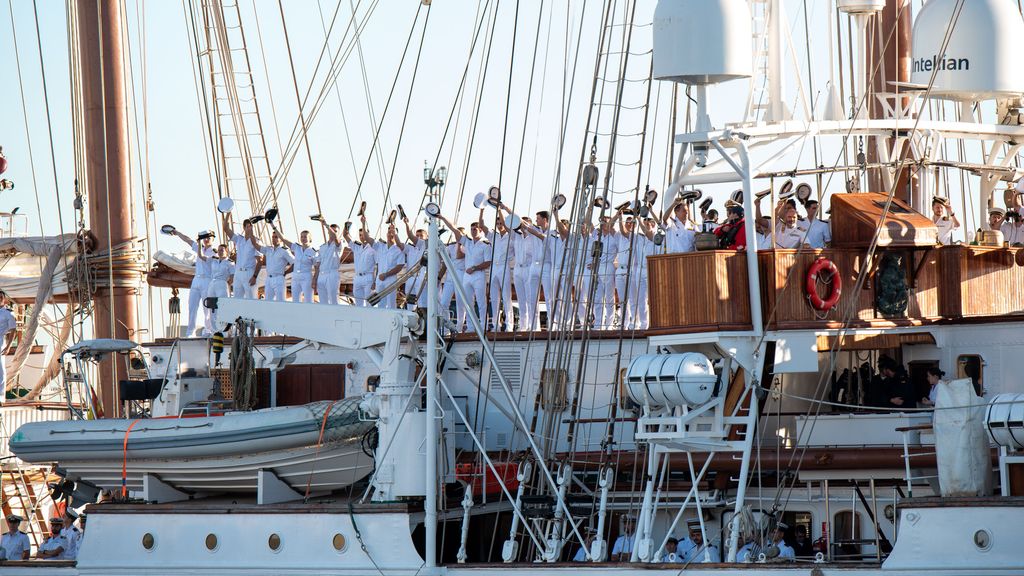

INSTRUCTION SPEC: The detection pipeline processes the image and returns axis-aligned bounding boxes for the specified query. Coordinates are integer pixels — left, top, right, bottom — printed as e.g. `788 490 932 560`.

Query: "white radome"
652 0 752 85
911 0 1024 100
837 0 887 15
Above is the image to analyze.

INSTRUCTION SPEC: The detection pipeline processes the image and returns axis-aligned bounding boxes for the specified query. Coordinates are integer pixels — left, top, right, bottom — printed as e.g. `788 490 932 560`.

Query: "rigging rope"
769 0 969 519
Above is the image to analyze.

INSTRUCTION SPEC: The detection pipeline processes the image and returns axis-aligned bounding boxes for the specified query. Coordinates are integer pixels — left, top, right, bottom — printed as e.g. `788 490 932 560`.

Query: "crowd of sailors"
171 180 1024 338
571 517 815 564
173 184 840 337
0 512 84 562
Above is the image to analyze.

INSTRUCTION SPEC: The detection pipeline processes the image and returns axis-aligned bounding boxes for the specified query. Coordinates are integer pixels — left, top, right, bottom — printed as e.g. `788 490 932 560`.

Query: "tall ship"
2 0 1024 574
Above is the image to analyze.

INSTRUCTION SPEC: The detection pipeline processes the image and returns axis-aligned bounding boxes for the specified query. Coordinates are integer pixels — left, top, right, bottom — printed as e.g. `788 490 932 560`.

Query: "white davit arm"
210 298 421 351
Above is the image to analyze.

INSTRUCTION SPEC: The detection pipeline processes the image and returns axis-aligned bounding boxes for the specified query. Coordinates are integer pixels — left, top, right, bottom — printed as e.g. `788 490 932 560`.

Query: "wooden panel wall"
758 248 939 328
939 246 1024 318
648 251 752 332
649 246 1023 334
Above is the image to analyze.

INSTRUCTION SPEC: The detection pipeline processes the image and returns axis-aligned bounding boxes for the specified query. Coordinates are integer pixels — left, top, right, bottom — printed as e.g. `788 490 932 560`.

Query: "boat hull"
10 400 375 494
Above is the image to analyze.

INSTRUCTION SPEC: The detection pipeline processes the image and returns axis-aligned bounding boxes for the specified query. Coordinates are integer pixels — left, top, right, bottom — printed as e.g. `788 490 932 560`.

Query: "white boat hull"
10 400 375 494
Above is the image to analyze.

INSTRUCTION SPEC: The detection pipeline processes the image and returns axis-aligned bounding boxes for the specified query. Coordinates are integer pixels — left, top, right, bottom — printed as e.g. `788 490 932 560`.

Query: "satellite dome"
910 0 1024 100
652 0 752 85
837 0 887 15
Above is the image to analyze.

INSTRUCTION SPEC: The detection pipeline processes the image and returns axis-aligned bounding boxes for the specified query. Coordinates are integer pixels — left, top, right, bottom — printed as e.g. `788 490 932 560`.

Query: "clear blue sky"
1 0 986 336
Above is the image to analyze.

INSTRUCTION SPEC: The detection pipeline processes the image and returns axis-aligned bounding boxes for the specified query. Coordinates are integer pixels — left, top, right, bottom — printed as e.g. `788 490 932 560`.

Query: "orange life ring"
805 257 841 311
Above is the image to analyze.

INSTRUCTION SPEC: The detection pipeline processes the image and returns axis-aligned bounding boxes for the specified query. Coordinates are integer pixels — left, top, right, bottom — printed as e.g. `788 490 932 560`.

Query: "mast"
867 0 916 204
75 0 138 416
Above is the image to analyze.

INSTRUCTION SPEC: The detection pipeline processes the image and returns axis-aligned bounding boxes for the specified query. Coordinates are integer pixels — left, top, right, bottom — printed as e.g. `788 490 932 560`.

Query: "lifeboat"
10 399 375 495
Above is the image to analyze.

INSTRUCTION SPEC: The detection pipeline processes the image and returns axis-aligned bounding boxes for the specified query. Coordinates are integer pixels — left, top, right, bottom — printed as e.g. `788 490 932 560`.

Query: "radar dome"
837 0 887 15
653 0 752 85
910 0 1024 100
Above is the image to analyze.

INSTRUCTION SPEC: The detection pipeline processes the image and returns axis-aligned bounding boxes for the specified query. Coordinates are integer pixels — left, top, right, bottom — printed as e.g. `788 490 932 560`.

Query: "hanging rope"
230 319 257 410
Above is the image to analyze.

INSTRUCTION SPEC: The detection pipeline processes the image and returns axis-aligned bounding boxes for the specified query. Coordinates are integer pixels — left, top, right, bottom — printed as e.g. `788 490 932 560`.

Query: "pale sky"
0 0 997 335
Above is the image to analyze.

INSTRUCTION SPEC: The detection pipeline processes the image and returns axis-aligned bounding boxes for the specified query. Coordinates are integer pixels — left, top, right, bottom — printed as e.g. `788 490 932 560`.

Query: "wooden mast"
867 0 916 205
75 0 138 417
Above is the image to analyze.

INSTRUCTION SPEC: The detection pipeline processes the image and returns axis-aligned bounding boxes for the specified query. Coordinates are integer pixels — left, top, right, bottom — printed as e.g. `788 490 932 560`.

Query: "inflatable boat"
10 399 375 495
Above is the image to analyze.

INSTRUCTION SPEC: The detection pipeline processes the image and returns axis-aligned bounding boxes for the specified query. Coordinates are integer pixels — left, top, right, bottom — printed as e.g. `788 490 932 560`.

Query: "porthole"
332 533 347 552
974 529 992 551
205 533 219 552
142 533 155 551
268 533 282 552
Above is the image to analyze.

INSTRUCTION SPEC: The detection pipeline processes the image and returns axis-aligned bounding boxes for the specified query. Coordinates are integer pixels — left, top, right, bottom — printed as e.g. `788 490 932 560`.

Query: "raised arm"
222 215 235 239
403 216 417 244
273 222 294 248
477 208 490 235
553 207 569 236
522 221 545 240
494 206 508 234
172 230 195 248
439 215 463 243
662 197 680 226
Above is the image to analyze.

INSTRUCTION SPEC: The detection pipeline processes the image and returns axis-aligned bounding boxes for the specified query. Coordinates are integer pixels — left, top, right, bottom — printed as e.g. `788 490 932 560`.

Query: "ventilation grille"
489 349 523 390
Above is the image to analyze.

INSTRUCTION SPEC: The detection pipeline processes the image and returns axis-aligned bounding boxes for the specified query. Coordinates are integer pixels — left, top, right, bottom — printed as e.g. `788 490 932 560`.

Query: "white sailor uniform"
404 238 427 309
0 528 30 560
773 539 795 560
684 544 721 563
205 258 234 330
188 241 215 335
516 232 543 331
349 241 377 307
60 524 82 560
260 245 294 301
488 230 514 331
1001 220 1024 245
460 237 490 326
573 232 593 327
37 533 68 560
592 229 618 329
632 233 656 330
775 223 805 249
665 218 697 254
316 241 343 305
439 242 468 329
511 231 536 331
803 218 832 248
736 541 758 562
230 233 259 299
290 244 318 303
378 243 406 310
614 232 642 329
536 230 564 329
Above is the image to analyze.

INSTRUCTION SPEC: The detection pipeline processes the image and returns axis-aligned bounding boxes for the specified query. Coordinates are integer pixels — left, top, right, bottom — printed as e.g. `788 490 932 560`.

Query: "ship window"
142 533 155 551
205 533 219 552
956 355 984 396
268 533 282 552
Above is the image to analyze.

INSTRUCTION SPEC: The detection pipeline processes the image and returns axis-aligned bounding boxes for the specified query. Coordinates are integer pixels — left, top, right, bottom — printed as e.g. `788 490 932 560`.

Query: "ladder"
195 0 277 219
746 0 772 123
1 467 54 551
